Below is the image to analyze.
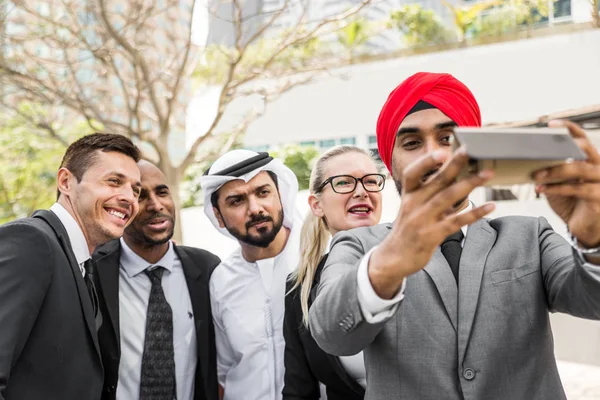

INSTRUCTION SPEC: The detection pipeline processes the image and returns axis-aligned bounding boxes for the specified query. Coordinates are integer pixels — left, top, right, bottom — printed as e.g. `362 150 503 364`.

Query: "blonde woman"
283 145 384 400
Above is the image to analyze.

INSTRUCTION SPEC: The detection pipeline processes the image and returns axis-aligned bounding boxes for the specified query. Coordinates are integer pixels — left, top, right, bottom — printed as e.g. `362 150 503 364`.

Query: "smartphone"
451 127 587 186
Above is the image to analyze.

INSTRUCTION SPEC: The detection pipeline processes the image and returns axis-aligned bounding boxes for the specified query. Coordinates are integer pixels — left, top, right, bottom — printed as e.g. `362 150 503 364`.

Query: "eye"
108 178 120 185
259 189 270 196
158 190 170 196
334 178 352 186
440 135 452 144
402 140 421 149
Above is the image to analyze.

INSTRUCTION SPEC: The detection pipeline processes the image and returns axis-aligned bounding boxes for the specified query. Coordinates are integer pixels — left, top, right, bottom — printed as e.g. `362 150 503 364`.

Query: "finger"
549 119 600 164
533 162 600 184
437 203 496 237
425 169 495 217
536 182 600 201
402 149 451 193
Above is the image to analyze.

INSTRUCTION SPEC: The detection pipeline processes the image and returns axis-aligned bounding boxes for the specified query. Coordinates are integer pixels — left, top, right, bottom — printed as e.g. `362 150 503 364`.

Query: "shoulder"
330 223 392 251
488 215 547 234
208 249 242 289
0 217 54 249
93 239 121 260
176 245 221 279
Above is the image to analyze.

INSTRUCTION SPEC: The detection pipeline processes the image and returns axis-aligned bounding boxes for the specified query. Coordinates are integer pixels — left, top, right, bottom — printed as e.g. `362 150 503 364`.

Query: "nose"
247 196 264 216
118 185 137 205
353 179 368 198
146 192 164 212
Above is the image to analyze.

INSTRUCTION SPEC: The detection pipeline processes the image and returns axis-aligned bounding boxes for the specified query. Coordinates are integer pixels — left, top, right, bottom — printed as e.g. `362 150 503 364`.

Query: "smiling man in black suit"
94 160 220 400
0 133 142 400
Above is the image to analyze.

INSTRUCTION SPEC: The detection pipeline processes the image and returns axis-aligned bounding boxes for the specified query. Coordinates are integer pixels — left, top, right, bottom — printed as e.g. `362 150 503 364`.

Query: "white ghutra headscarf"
199 149 301 240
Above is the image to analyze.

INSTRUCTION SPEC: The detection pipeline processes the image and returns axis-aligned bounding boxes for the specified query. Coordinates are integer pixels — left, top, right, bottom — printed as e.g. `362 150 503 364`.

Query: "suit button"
106 385 116 393
463 368 476 380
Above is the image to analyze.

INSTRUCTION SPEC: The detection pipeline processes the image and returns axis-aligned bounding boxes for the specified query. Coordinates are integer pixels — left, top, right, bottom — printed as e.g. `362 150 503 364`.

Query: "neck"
123 236 170 264
241 226 291 263
57 196 97 254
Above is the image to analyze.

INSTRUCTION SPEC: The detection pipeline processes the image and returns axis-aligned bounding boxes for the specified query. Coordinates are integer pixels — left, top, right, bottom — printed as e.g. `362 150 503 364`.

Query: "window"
340 137 356 145
553 0 571 18
300 141 316 147
248 145 269 152
368 135 377 146
319 139 336 149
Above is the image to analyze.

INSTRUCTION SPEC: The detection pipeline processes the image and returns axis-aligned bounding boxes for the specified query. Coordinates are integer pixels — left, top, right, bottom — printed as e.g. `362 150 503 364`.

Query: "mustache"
246 214 273 229
421 168 440 182
140 213 172 224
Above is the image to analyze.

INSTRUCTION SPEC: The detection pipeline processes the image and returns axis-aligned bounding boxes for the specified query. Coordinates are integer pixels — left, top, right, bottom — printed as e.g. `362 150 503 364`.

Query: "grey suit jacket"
309 216 600 400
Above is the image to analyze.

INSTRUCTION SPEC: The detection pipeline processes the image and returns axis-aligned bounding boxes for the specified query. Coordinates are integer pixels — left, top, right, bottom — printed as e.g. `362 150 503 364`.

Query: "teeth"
350 207 369 213
108 209 126 220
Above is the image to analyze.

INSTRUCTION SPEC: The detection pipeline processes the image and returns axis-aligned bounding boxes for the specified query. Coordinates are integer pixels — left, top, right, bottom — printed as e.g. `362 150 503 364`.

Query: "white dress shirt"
116 239 197 400
210 225 301 400
50 202 90 276
357 203 472 323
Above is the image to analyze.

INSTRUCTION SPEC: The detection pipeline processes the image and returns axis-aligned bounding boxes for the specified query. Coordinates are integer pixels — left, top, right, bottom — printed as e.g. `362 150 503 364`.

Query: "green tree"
0 0 372 242
509 0 553 29
270 144 320 190
389 5 453 47
442 0 501 43
336 18 371 62
0 109 95 224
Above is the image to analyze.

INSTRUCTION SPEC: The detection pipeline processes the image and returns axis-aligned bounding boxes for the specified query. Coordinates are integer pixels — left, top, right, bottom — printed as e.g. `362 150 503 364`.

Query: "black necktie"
83 259 102 330
140 266 176 400
441 230 464 283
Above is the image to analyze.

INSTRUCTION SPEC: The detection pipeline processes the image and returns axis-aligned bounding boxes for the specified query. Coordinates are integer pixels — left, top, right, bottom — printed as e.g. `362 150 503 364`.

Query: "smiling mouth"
348 206 373 215
105 207 128 221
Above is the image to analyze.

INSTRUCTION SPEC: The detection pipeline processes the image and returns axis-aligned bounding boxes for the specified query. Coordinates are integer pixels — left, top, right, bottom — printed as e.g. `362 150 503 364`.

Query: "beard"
225 209 285 248
394 168 467 209
125 213 175 247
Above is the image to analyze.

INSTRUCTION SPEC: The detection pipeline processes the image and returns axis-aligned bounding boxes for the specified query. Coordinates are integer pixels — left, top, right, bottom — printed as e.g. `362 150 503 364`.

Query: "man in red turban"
309 71 600 400
376 72 481 172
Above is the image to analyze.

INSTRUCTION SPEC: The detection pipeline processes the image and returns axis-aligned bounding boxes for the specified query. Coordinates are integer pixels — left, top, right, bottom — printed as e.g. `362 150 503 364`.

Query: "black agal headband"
204 152 273 177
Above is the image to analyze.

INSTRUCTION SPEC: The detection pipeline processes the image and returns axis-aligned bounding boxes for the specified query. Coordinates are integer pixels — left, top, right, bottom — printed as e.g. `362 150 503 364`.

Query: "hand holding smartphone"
451 127 587 186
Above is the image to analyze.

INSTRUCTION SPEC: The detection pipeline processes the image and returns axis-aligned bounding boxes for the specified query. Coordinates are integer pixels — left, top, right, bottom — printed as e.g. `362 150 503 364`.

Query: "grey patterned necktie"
140 266 176 400
441 230 464 283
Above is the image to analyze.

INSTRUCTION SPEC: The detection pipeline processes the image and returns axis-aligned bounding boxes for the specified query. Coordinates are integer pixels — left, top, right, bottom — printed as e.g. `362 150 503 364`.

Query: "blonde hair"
289 145 378 327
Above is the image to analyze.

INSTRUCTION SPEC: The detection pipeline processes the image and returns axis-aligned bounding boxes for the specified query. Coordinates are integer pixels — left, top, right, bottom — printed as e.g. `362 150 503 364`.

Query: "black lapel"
310 255 365 395
94 239 122 349
32 209 101 357
175 246 209 393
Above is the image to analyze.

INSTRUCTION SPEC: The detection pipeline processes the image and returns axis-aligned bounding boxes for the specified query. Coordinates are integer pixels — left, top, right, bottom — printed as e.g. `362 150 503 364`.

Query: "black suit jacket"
282 255 365 400
93 239 220 400
0 210 103 400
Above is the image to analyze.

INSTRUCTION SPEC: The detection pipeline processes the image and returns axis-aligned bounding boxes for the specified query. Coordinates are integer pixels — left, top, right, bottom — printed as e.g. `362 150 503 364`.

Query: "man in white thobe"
200 150 303 400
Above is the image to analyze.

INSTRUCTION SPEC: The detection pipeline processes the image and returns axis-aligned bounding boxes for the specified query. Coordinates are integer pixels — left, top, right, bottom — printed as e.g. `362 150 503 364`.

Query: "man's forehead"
219 171 275 195
398 108 453 130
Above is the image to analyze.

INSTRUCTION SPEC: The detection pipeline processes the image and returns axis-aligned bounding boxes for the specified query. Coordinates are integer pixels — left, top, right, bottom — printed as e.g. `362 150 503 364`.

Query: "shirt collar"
50 203 91 265
459 201 473 237
119 237 175 278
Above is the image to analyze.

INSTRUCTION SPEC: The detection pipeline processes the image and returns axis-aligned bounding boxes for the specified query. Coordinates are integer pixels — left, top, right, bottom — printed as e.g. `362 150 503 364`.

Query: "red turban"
376 72 482 172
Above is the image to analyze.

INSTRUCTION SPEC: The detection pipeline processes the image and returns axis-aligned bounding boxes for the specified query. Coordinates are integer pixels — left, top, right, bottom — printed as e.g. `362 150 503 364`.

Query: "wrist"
368 245 408 300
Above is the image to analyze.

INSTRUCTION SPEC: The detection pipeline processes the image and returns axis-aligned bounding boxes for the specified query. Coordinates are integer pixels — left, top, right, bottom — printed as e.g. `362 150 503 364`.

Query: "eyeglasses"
317 174 386 194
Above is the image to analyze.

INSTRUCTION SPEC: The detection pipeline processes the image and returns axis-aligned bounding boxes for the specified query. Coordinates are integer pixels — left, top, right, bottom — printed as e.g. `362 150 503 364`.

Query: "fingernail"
483 203 496 212
535 170 548 180
432 150 446 162
478 170 494 179
548 119 565 128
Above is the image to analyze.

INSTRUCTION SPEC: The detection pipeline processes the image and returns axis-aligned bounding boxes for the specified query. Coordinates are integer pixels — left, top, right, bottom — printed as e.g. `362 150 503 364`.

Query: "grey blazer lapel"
424 250 458 331
457 218 496 365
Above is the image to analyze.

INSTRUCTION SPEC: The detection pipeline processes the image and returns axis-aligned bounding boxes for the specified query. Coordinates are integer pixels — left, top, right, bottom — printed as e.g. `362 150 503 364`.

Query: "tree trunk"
160 162 184 245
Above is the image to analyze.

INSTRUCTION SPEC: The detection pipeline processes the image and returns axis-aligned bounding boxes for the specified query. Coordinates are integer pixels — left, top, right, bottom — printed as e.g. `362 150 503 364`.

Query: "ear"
213 207 226 229
308 194 325 218
56 168 75 198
